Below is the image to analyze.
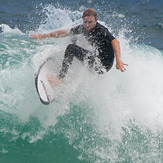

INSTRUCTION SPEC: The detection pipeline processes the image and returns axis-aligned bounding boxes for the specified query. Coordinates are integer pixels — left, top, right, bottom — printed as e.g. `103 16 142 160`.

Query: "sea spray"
0 5 163 163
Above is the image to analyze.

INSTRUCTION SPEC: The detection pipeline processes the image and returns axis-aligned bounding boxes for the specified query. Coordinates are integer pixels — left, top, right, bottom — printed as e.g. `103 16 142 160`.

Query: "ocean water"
0 0 163 162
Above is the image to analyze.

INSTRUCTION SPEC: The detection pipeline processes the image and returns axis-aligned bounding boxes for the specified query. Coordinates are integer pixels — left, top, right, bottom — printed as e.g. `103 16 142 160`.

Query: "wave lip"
0 24 23 35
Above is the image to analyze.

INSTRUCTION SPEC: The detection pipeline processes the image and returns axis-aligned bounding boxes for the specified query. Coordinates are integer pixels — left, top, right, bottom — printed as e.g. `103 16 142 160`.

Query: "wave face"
0 1 163 162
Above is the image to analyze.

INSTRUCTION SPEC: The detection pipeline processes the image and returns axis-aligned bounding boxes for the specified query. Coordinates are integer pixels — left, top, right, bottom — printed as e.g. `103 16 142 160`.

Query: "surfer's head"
82 8 97 19
82 8 97 32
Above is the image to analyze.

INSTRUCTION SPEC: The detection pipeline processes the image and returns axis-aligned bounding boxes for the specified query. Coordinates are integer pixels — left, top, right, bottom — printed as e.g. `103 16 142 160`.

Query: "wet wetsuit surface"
58 22 115 78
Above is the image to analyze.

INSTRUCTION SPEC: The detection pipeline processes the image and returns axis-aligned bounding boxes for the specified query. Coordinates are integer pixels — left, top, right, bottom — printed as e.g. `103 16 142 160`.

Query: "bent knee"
66 44 76 50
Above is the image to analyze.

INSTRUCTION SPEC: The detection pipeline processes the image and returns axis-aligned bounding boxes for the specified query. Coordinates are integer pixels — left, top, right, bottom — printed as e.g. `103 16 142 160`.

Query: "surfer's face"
83 16 97 32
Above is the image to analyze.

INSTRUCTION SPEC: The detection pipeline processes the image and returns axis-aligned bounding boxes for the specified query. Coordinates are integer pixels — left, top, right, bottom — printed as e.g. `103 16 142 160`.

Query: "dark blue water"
0 0 162 50
0 0 163 162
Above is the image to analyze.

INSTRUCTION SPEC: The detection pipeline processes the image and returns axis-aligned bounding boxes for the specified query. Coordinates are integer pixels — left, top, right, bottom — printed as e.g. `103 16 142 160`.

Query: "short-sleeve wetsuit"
58 22 115 78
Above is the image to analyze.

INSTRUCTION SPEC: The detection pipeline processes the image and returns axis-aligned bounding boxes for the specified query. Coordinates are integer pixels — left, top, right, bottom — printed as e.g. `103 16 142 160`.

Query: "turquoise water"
0 1 163 162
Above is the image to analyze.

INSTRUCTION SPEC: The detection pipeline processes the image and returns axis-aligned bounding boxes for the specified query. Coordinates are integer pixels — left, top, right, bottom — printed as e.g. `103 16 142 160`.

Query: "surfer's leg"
92 57 114 75
99 54 114 73
58 44 89 78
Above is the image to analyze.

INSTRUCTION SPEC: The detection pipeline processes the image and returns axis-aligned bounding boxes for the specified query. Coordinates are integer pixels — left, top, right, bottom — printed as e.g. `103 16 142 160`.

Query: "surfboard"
35 57 61 105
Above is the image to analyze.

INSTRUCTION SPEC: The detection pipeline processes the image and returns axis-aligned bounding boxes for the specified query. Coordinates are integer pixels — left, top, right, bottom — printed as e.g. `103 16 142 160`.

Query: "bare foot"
47 75 62 86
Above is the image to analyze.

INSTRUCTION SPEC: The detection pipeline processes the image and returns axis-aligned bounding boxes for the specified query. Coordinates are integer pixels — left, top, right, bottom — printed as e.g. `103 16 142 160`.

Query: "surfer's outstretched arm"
111 39 128 72
29 29 68 40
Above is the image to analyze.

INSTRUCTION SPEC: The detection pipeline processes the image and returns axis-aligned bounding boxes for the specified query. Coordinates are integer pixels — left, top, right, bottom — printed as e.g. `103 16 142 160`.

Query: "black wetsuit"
58 22 115 78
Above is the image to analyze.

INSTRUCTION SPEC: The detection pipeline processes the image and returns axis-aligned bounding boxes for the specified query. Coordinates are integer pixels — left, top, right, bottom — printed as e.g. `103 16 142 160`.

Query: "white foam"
0 24 23 35
29 6 163 134
1 7 163 150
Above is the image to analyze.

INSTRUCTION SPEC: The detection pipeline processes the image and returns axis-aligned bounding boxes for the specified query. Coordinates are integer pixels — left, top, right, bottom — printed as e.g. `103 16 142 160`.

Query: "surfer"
30 8 128 84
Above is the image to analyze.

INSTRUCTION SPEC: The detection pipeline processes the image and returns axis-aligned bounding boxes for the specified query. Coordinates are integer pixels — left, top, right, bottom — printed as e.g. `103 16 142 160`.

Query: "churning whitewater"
0 2 163 163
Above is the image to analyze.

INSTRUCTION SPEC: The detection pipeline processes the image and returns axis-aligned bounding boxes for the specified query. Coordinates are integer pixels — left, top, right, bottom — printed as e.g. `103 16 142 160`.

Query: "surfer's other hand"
116 58 128 72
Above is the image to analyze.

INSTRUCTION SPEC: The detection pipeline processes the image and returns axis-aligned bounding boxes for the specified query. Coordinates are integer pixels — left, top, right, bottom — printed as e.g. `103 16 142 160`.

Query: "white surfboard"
35 57 61 105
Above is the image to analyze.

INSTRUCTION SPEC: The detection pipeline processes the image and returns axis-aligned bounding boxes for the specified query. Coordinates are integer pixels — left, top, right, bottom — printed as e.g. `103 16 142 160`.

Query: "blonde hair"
82 8 97 19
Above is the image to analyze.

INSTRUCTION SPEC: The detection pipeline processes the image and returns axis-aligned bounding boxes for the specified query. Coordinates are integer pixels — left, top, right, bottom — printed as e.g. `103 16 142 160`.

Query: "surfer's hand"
29 33 43 40
116 58 128 72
